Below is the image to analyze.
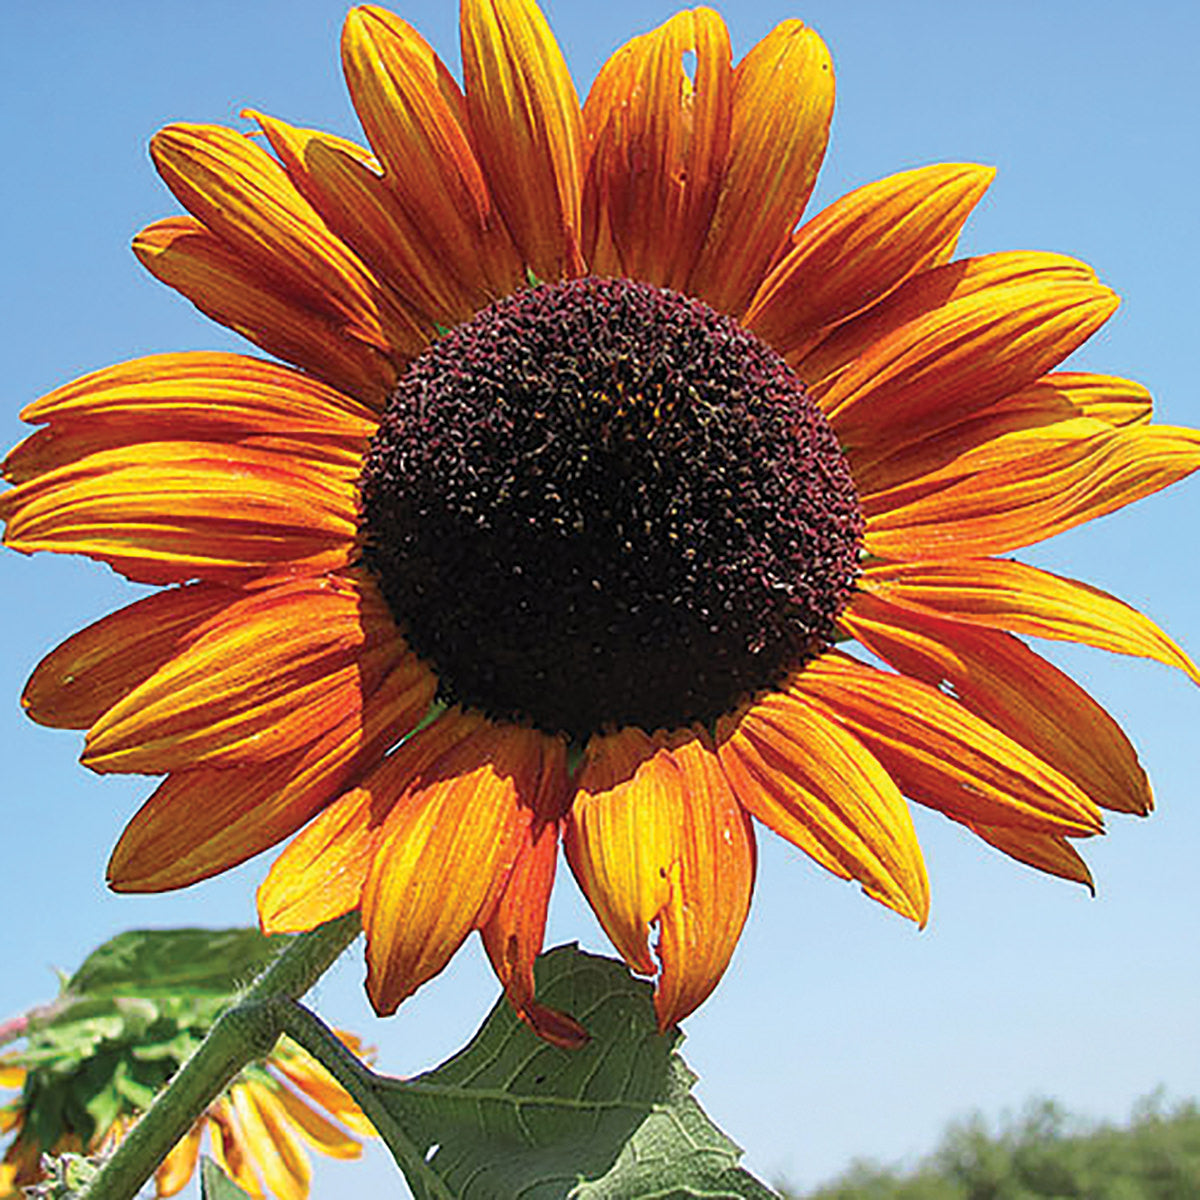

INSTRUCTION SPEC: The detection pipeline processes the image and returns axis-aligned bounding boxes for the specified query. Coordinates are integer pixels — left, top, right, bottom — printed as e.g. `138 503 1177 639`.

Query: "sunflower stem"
77 913 361 1200
273 999 455 1199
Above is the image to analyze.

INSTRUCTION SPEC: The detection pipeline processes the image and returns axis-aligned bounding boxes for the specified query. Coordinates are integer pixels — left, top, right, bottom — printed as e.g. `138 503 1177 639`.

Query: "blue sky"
2 1 1198 1195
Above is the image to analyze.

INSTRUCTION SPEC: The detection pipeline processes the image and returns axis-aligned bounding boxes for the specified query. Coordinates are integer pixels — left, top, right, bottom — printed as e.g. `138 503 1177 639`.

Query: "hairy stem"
79 913 361 1200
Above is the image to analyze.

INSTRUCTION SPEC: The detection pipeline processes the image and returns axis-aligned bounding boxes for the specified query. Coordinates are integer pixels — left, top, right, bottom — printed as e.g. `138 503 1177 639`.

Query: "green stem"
272 999 454 1200
79 913 360 1200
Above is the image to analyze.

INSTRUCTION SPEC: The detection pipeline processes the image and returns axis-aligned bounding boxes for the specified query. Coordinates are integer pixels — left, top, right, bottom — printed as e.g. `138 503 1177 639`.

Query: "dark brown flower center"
359 277 863 740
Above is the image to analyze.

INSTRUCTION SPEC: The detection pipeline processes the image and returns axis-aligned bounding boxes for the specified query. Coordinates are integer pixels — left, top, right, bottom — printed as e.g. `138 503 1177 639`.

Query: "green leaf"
67 928 289 999
366 945 778 1199
200 1155 256 1200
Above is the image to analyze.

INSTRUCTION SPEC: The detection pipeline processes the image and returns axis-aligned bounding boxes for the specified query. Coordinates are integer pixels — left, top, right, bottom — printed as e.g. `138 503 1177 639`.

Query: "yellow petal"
687 20 834 315
564 727 757 1028
341 5 522 300
842 590 1153 815
746 163 994 358
863 419 1200 559
717 690 929 925
794 652 1104 836
363 719 567 1015
83 576 396 773
461 0 585 280
582 8 732 287
861 557 1200 684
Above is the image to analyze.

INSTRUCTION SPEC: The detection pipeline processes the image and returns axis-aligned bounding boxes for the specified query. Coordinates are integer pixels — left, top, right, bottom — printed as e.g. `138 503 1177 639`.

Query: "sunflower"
0 1037 372 1200
4 0 1199 1045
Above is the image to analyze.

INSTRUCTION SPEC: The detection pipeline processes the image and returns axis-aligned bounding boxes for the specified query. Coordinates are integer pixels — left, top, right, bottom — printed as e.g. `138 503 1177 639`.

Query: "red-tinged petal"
0 440 358 585
841 590 1152 815
863 419 1200 559
967 821 1094 892
582 8 732 287
22 583 238 730
341 5 522 300
108 651 435 892
854 371 1155 496
860 557 1200 685
6 353 375 485
363 719 567 1015
686 20 834 315
462 0 585 281
208 1098 264 1198
716 692 928 925
83 576 394 773
228 1083 310 1200
564 727 756 1028
154 1123 202 1198
150 123 422 364
257 710 482 934
795 651 1104 836
247 110 478 330
480 816 588 1048
746 163 994 358
811 255 1117 466
132 218 396 406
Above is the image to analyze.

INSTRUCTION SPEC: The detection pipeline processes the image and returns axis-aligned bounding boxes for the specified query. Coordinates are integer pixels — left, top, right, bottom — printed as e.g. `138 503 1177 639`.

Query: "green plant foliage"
8 929 287 1157
365 944 778 1199
786 1094 1200 1199
200 1155 255 1200
67 928 288 999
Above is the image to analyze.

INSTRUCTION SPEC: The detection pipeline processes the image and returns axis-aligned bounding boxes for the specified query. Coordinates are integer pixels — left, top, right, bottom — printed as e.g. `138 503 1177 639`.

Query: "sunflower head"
3 0 1199 1040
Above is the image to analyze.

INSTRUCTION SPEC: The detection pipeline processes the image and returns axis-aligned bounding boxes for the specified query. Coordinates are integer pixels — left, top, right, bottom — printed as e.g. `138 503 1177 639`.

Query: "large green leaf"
367 945 778 1199
67 928 288 998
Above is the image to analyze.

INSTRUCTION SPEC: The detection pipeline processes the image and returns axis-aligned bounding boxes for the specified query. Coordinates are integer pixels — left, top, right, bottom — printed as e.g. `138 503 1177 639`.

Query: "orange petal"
798 251 1100 400
863 418 1200 559
108 651 435 892
247 110 478 330
860 557 1200 685
228 1082 310 1200
810 254 1118 465
22 583 238 730
154 1122 202 1198
272 1053 375 1139
480 815 588 1048
686 20 834 315
341 5 521 301
133 217 396 406
462 0 584 281
966 821 1094 892
794 651 1104 836
256 710 479 934
853 370 1155 495
0 439 357 585
746 163 994 358
582 8 732 287
363 718 567 1015
6 352 374 485
83 576 396 773
564 727 756 1029
841 590 1152 815
150 122 422 365
716 691 928 925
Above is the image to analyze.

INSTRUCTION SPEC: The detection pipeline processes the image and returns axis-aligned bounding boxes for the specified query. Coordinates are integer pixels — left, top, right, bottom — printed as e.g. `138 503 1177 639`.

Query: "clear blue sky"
2 2 1198 1195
